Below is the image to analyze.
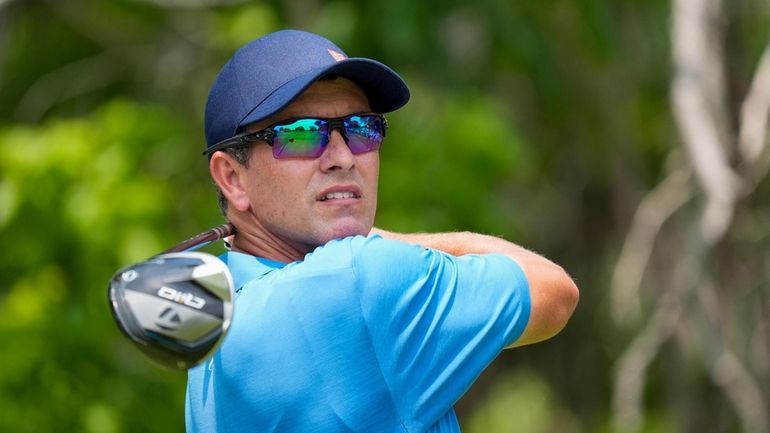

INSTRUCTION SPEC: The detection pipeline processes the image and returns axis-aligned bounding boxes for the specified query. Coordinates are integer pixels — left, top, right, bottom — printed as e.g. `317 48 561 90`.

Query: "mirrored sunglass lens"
344 115 383 154
273 119 328 158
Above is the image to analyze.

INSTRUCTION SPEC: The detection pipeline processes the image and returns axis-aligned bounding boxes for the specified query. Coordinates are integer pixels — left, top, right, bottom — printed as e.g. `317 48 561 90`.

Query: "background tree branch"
611 0 770 431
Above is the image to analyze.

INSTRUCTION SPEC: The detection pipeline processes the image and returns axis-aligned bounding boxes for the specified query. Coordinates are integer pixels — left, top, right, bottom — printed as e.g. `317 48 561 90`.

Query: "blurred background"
1 0 769 432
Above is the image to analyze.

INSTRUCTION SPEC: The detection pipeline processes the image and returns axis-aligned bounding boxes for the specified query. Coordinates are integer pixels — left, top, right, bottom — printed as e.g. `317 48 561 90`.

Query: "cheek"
244 156 283 211
248 160 312 215
362 154 380 191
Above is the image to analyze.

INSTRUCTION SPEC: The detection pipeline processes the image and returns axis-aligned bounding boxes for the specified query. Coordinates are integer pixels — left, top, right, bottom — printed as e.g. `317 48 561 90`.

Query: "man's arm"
370 228 579 348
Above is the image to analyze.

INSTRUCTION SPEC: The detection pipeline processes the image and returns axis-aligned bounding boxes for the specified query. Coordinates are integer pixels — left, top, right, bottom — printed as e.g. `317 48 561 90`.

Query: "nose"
319 129 355 172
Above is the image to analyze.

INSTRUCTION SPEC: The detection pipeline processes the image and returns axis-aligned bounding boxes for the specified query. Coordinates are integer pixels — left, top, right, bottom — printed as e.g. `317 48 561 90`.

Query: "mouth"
320 191 359 201
317 186 362 202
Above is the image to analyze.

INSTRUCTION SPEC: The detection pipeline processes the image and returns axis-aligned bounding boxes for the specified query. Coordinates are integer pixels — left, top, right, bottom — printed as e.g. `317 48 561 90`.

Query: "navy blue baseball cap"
204 29 410 149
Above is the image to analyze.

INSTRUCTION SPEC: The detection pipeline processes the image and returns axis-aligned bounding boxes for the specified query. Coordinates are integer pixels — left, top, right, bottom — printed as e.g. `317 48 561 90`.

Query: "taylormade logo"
158 286 206 309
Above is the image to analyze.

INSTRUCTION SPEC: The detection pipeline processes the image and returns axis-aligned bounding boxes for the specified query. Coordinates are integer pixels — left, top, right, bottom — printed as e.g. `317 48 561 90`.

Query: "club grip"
163 223 236 254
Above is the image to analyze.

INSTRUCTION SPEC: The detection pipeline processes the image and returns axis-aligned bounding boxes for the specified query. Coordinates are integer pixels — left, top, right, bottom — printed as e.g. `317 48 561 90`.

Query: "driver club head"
108 252 234 370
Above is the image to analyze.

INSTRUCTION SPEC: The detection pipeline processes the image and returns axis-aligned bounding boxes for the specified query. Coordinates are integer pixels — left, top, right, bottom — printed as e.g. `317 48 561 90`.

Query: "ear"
209 152 251 212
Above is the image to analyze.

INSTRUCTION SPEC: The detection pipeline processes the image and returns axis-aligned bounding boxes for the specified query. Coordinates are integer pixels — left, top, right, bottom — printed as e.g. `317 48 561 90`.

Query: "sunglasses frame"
203 112 388 157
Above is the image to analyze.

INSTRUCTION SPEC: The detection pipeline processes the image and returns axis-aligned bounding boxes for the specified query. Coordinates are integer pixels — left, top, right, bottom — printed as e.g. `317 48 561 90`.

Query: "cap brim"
236 58 409 131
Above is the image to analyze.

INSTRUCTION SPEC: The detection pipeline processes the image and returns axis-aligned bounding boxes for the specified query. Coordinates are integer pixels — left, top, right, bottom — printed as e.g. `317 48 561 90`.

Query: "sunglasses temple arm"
202 133 268 156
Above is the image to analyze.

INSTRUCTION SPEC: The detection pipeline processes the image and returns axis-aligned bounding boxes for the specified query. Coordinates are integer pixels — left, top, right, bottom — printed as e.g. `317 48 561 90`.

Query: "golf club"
108 223 236 371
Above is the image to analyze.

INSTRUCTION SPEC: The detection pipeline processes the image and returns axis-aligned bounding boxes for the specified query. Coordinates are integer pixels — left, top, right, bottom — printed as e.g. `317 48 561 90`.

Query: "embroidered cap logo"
327 49 347 62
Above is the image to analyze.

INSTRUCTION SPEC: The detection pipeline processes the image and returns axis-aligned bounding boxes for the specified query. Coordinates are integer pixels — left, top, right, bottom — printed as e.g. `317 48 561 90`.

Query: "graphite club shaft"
162 223 236 254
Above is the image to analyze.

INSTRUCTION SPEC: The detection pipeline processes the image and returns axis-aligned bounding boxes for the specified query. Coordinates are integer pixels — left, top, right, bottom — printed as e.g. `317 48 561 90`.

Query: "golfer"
186 29 579 433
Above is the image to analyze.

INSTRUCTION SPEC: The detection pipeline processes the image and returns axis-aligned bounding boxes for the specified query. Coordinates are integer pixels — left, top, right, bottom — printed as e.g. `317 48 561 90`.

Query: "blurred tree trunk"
610 0 770 432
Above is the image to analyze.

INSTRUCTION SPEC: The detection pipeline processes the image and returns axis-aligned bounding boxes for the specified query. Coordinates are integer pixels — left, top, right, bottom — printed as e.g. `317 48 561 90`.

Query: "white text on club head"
157 286 207 309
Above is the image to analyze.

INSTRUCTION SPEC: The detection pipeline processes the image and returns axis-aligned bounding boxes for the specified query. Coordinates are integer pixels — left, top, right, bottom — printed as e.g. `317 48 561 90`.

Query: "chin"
324 221 371 242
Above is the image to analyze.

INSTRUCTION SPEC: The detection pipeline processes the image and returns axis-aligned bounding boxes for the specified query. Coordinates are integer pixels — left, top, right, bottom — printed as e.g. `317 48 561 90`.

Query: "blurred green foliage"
0 100 197 432
1 0 768 432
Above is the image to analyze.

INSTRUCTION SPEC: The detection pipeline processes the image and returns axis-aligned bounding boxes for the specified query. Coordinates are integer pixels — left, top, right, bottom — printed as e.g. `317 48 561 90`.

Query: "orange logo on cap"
327 49 347 62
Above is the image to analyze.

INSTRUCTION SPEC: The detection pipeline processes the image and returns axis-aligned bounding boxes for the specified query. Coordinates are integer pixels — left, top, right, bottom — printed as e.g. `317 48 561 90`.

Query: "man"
186 29 578 432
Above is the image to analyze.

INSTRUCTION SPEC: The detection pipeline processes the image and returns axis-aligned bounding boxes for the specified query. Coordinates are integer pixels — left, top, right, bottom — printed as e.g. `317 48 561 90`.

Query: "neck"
227 214 310 264
230 231 308 263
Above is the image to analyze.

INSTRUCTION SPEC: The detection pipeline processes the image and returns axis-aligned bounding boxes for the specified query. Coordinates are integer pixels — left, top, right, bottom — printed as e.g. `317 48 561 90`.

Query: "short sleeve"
351 235 531 432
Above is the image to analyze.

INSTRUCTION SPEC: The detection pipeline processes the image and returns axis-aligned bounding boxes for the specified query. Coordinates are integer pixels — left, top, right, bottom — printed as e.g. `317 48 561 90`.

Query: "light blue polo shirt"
186 234 530 433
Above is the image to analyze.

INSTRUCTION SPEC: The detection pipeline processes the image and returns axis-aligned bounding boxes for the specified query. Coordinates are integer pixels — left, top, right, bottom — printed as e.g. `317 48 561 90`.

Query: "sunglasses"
203 113 387 159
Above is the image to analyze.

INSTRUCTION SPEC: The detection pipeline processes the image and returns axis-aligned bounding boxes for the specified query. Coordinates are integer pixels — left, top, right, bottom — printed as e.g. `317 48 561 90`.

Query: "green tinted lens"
272 119 329 158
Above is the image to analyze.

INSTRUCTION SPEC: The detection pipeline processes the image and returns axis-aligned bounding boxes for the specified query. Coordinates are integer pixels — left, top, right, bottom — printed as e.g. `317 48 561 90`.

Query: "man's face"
238 78 379 253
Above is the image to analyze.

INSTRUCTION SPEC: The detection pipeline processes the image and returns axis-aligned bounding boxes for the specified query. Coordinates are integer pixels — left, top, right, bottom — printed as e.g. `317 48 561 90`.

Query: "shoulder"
305 235 526 284
300 234 431 273
332 235 444 282
312 236 528 308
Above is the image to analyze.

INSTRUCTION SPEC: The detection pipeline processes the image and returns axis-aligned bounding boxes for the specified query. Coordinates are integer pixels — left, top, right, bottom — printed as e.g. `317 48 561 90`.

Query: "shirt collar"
219 251 286 291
